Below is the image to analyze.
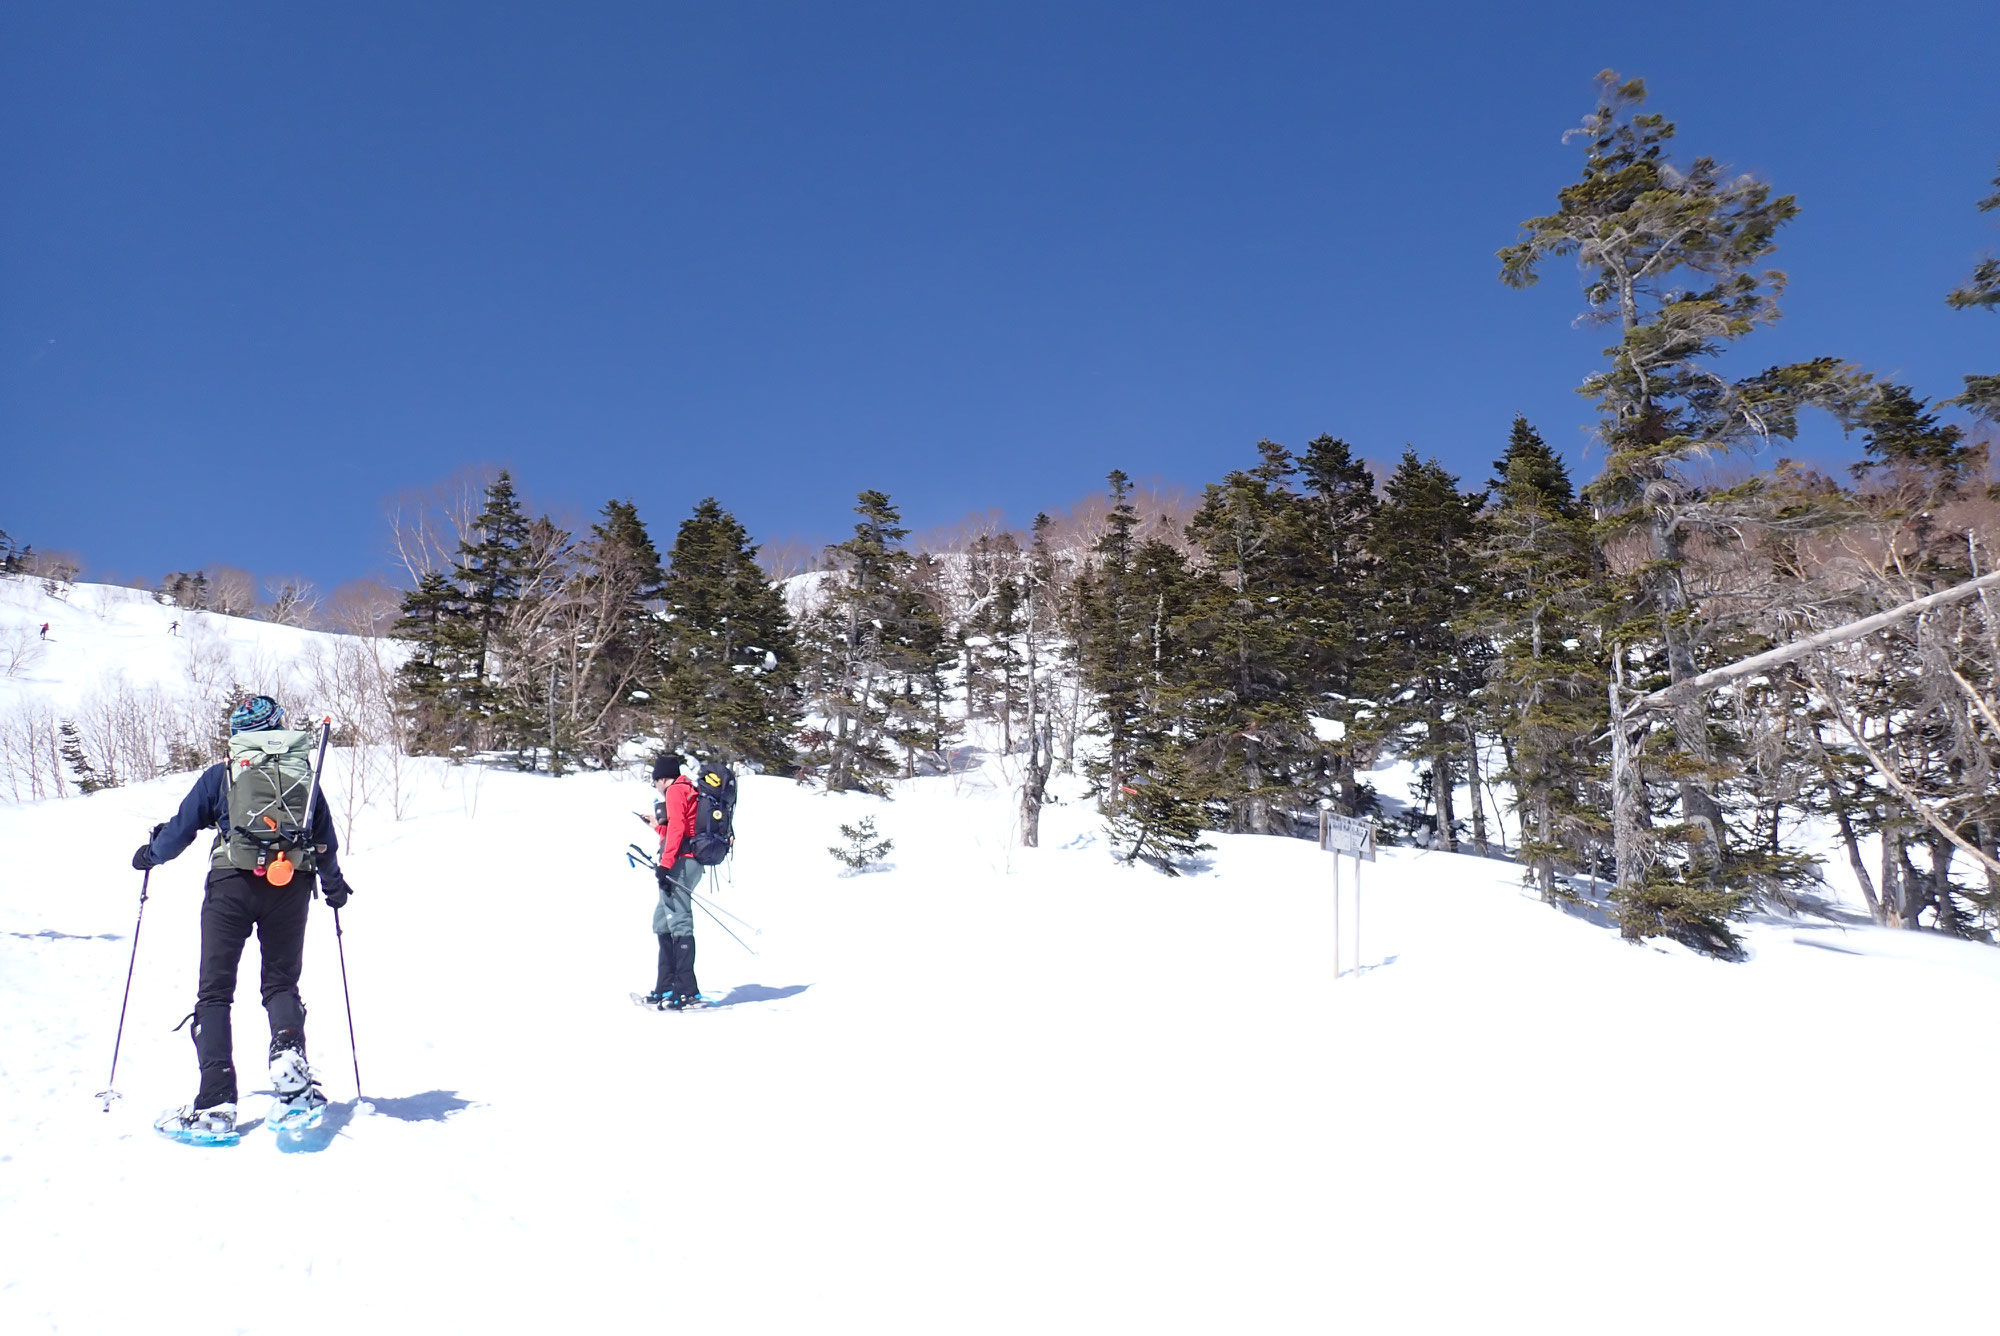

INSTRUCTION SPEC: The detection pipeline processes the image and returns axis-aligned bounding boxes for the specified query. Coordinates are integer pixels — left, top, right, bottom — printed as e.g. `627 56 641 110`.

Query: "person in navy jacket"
132 695 355 1135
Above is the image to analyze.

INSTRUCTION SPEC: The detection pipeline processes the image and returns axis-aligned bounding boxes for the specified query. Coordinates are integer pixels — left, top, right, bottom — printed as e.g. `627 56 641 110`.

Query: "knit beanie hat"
229 695 284 734
652 754 682 782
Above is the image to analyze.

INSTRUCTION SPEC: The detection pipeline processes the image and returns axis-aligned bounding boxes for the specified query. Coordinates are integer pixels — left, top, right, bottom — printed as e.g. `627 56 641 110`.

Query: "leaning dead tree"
1622 568 2000 717
1611 567 2000 888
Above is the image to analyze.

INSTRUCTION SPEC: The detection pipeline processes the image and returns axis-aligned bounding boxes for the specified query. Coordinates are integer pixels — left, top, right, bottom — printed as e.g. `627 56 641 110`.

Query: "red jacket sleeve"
657 778 697 863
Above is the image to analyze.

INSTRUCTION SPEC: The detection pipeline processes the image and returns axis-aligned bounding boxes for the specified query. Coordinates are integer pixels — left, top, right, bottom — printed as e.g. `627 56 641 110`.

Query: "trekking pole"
690 889 760 935
300 716 333 851
691 895 759 957
333 904 362 1098
625 847 761 953
627 845 760 931
96 867 152 1111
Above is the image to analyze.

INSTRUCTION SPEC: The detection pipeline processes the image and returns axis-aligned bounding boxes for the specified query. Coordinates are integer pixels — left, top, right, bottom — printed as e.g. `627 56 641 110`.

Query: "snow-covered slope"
0 577 343 714
2 582 1998 1334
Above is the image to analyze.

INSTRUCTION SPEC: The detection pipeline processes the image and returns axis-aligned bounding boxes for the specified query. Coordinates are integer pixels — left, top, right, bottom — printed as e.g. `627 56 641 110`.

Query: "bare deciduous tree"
385 467 493 585
326 578 403 638
209 565 256 616
260 576 320 627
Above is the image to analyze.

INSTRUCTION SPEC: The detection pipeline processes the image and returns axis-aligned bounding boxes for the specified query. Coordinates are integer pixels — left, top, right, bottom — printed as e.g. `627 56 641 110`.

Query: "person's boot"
268 1028 326 1131
156 1102 238 1143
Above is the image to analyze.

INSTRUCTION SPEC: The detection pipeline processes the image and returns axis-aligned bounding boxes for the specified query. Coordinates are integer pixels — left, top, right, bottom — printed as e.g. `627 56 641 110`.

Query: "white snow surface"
0 578 346 715
3 586 1999 1334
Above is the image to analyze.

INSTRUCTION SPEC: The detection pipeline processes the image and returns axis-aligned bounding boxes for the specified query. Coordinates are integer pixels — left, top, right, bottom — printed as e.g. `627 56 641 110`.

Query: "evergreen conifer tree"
1104 738 1214 875
658 497 801 770
1100 533 1215 873
162 571 211 610
557 499 668 768
880 554 958 777
59 720 111 793
1854 385 1981 484
804 490 916 792
1362 452 1487 851
962 533 1025 746
1076 471 1146 803
1294 435 1381 816
1181 440 1326 835
392 571 479 755
454 471 535 710
1474 417 1606 899
1500 72 1870 949
1951 201 1999 309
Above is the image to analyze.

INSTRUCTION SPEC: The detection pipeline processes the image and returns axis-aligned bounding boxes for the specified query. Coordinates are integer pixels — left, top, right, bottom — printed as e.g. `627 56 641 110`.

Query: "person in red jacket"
641 753 705 1009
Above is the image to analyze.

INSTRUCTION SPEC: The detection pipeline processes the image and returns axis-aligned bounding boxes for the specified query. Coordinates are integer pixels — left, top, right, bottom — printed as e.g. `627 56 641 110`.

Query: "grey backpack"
210 729 320 877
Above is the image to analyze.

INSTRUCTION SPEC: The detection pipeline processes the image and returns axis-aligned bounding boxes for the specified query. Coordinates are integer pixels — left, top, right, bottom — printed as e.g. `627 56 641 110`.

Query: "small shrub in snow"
1 626 44 679
830 815 893 872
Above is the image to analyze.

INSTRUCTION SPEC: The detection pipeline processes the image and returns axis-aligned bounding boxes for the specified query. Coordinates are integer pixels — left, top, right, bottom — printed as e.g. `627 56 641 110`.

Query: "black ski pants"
191 869 313 1108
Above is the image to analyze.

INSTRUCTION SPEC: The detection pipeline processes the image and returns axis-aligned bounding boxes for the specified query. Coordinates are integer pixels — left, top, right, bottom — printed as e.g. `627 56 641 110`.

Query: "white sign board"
1319 812 1376 862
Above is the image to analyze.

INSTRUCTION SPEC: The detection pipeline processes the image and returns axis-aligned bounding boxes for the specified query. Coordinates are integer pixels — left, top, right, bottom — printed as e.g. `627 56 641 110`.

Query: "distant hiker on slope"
39 622 48 639
639 753 706 1010
130 695 354 1141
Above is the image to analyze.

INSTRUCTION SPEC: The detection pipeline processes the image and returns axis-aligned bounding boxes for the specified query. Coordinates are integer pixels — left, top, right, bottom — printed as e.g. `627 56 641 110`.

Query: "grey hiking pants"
652 856 705 938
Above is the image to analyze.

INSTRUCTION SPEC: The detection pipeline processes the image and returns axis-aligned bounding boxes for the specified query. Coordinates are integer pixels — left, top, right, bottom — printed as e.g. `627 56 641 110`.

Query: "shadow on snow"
7 929 124 941
268 1090 475 1154
710 983 811 1008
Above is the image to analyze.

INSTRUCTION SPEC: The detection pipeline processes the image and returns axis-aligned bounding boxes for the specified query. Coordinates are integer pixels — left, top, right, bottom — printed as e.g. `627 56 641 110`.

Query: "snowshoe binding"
267 1038 327 1134
631 990 715 1012
155 1102 240 1147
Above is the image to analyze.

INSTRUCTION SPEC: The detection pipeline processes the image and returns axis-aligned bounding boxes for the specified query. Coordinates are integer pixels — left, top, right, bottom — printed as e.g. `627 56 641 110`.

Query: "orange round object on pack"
266 854 294 887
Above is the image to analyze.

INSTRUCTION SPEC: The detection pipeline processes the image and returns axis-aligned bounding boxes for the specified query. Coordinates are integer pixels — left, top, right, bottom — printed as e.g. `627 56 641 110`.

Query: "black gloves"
322 879 352 909
655 863 673 891
133 823 166 871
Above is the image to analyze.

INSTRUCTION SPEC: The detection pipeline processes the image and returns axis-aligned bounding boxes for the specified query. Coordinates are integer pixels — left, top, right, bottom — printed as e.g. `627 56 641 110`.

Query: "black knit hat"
651 754 682 781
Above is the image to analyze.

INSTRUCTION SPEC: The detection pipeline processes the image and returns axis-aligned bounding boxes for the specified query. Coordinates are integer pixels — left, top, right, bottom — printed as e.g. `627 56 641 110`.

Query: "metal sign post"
1319 809 1376 979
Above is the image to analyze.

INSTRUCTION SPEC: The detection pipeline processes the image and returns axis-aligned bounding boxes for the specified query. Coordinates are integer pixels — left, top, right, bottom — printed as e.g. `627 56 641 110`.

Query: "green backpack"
210 729 321 877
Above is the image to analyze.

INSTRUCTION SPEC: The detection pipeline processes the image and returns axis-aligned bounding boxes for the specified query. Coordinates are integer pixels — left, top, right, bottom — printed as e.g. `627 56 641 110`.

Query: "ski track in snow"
3 582 1999 1334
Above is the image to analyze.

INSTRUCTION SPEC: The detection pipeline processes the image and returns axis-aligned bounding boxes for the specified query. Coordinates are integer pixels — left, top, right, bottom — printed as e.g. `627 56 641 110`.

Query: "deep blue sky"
4 1 1995 593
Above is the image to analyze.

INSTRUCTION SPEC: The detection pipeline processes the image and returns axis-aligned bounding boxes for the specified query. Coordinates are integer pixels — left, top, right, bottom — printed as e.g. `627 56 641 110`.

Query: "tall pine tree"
1294 435 1382 817
1500 72 1869 949
1473 417 1605 899
657 497 802 770
804 491 916 793
1362 452 1486 851
1180 440 1327 835
1945 157 1999 422
1076 471 1146 805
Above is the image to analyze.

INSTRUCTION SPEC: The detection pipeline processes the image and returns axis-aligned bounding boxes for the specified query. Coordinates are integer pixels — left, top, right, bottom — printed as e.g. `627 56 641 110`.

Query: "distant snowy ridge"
0 576 403 803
